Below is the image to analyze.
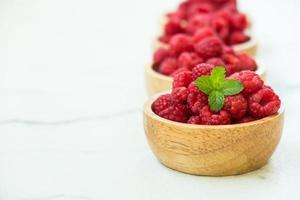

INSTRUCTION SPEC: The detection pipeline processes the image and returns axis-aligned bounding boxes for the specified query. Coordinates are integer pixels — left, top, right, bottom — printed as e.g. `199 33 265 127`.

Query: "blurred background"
0 0 299 199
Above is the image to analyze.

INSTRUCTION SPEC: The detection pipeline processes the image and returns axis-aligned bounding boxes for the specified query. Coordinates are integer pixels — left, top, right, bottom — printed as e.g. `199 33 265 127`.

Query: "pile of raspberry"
153 34 257 76
160 0 250 46
152 64 281 125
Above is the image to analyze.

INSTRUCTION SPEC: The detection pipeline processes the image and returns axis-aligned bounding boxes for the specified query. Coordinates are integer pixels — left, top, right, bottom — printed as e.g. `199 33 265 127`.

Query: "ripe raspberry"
237 53 257 71
224 94 247 119
159 58 178 75
194 36 223 59
223 46 235 54
187 82 208 114
178 52 204 70
153 48 169 65
187 116 202 124
192 63 214 80
212 16 229 40
192 27 215 43
248 87 281 118
158 104 188 123
230 13 247 30
228 31 249 45
171 67 190 77
171 87 189 103
222 53 241 75
185 14 211 34
229 70 264 96
206 57 226 66
164 18 184 36
199 106 232 125
152 94 172 114
236 116 256 124
169 34 193 55
173 71 193 88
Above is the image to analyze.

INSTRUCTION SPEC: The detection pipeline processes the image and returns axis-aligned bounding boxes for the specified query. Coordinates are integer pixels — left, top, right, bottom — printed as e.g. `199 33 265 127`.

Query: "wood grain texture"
145 64 266 96
143 97 284 176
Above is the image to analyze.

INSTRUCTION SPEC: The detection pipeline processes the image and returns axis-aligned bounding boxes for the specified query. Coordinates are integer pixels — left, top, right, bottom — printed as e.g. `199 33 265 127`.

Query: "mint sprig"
195 66 244 112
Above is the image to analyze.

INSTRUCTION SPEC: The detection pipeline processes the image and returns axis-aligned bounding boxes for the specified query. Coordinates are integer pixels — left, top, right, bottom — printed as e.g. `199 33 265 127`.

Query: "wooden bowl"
143 97 284 176
145 64 266 96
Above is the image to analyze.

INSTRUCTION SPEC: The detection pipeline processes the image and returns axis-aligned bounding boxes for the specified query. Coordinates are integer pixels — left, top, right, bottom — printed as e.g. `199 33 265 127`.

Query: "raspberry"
224 94 247 119
173 71 193 88
178 52 204 70
169 34 193 55
236 116 256 124
171 67 190 77
222 53 241 75
237 53 257 71
199 106 232 125
223 46 235 54
206 57 226 66
187 82 208 114
171 87 189 103
164 18 184 36
187 116 202 124
159 58 178 75
194 36 223 59
212 16 229 40
158 104 188 123
185 14 211 34
192 63 214 80
152 94 172 114
153 48 169 65
228 31 249 45
248 87 281 118
230 13 247 30
229 70 264 96
192 27 215 43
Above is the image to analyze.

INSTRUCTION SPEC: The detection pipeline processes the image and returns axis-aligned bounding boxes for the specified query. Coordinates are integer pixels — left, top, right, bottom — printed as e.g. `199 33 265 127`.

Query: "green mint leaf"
208 91 225 112
222 80 244 96
195 76 212 95
210 66 226 89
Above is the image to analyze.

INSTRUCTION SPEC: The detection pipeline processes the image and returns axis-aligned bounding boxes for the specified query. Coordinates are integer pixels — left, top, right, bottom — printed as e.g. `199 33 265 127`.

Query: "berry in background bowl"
143 67 284 176
146 37 264 96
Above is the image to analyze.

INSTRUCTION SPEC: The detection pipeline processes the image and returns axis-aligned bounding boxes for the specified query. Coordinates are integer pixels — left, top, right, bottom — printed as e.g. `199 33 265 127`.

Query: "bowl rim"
144 93 284 130
146 63 266 82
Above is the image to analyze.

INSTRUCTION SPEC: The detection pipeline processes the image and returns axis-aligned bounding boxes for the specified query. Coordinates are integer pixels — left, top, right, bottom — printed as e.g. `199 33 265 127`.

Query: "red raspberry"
222 53 241 75
206 57 226 66
228 31 249 45
194 36 223 59
223 46 235 54
224 94 247 119
159 34 172 43
192 63 214 80
236 53 258 71
212 16 229 40
192 27 215 43
230 13 247 30
152 94 172 114
171 87 189 103
236 116 256 124
171 67 190 77
185 14 211 34
178 52 204 70
169 34 193 55
199 106 232 125
159 58 178 75
248 87 281 118
164 18 184 36
187 116 202 124
153 48 169 65
229 70 264 96
158 104 188 123
173 71 193 88
187 82 208 114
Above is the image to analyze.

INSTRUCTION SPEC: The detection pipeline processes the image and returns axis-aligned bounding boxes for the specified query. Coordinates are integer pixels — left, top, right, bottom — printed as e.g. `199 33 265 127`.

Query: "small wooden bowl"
143 97 284 176
145 64 266 96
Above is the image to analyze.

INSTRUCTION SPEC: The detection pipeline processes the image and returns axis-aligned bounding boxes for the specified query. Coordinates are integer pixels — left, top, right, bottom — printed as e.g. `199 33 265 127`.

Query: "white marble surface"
0 0 299 199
